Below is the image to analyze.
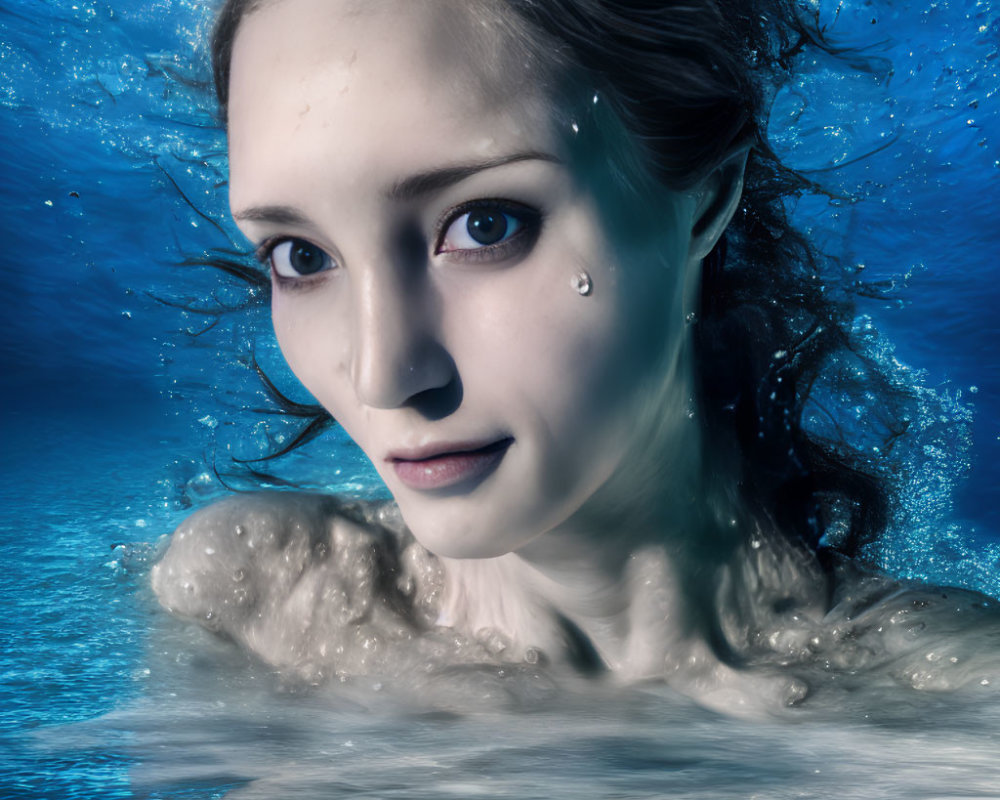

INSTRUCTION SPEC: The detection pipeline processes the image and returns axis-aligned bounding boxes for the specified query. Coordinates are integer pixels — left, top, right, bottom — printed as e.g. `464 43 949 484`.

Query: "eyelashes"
434 199 542 263
258 238 335 280
255 198 542 283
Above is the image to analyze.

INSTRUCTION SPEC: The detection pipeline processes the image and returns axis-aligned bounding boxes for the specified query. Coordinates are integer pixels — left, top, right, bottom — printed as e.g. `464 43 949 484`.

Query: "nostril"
407 375 463 421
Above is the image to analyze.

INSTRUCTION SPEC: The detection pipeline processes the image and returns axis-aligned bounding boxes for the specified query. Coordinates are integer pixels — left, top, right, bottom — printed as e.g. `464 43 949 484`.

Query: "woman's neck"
429 342 792 678
434 503 836 687
435 496 713 678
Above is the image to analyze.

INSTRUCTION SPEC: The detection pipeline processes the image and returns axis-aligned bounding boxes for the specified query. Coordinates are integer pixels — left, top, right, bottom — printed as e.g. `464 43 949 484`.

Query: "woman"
152 0 1000 713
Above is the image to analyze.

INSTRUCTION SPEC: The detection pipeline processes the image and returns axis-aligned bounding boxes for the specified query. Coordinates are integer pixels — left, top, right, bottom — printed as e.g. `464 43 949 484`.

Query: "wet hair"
207 0 902 558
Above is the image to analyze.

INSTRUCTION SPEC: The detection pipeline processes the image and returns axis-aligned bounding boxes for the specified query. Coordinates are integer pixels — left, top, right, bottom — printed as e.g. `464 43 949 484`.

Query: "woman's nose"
349 266 455 411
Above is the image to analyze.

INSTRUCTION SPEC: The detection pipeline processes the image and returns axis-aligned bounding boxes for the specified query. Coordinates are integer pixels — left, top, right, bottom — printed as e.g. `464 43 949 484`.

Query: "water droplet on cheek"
571 272 593 296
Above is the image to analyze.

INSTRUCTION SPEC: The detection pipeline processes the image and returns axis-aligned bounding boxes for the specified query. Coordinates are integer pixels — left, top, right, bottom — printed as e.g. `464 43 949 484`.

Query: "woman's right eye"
264 238 335 279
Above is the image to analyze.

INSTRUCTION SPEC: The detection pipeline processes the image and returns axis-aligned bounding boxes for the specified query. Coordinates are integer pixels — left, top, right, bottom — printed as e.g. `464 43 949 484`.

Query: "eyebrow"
232 205 312 225
232 151 561 225
384 151 561 202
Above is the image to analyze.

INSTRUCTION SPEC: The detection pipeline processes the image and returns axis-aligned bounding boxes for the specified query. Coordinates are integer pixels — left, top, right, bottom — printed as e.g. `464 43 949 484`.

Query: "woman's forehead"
227 0 562 203
230 0 547 104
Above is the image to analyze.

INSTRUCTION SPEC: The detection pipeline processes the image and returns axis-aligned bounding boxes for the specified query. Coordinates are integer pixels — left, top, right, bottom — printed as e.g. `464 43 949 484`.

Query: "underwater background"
1 0 999 797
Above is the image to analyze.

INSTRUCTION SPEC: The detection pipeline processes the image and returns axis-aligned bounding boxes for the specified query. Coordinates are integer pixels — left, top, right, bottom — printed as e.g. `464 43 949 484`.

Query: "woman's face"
227 0 702 558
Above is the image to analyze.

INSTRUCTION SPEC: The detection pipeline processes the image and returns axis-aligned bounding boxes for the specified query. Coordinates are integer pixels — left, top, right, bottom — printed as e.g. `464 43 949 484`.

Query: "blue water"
1 0 999 797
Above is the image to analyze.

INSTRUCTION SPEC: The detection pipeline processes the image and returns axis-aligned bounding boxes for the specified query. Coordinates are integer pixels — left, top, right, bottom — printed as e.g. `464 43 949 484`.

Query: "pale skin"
152 0 1000 713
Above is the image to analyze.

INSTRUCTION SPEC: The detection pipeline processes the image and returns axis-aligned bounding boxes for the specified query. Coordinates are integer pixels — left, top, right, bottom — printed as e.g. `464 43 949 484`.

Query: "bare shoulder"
808 561 1000 693
152 492 406 604
151 492 443 674
857 581 1000 690
192 488 401 542
719 543 1000 702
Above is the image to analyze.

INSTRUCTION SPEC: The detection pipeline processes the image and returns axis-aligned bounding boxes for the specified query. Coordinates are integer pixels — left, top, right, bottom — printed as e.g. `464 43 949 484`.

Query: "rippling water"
6 406 1000 799
2 0 1000 797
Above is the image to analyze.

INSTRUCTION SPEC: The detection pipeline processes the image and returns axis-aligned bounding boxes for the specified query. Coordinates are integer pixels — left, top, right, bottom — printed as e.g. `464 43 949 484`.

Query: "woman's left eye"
436 202 539 260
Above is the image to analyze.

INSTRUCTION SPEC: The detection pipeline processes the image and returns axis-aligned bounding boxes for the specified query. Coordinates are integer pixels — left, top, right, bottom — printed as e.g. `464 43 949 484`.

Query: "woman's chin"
391 493 524 560
402 514 518 560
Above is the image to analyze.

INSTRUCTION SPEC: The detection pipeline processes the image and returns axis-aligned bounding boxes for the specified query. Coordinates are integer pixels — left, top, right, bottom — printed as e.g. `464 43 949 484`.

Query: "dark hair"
207 0 904 558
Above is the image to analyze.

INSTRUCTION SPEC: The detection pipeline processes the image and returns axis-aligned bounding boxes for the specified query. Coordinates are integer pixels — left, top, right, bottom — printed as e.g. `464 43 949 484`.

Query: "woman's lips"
388 438 513 491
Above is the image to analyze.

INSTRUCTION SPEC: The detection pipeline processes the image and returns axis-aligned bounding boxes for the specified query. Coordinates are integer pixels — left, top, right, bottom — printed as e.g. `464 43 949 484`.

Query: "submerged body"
152 492 1000 715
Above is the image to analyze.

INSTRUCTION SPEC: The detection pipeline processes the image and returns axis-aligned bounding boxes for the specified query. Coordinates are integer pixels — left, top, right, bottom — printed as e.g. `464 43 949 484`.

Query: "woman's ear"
688 148 749 262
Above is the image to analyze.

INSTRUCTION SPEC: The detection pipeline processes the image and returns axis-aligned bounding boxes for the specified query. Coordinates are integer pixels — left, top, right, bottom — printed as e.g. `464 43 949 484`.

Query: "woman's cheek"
272 297 315 389
271 292 348 412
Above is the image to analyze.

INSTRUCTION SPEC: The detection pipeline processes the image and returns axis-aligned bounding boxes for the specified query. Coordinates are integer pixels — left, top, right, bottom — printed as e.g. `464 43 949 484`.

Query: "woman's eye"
437 203 539 259
267 238 334 278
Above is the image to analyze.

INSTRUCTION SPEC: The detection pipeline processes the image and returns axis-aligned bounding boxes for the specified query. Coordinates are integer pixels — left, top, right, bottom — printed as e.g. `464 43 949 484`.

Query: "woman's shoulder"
720 538 1000 697
152 492 414 601
159 490 406 544
791 556 1000 695
823 561 1000 691
151 491 444 677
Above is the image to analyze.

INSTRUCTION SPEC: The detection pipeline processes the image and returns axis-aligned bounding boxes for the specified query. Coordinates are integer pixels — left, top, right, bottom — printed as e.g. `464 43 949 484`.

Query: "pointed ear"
688 148 749 262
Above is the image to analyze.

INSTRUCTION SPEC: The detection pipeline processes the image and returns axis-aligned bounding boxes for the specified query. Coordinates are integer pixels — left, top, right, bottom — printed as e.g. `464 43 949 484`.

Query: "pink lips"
388 438 513 491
